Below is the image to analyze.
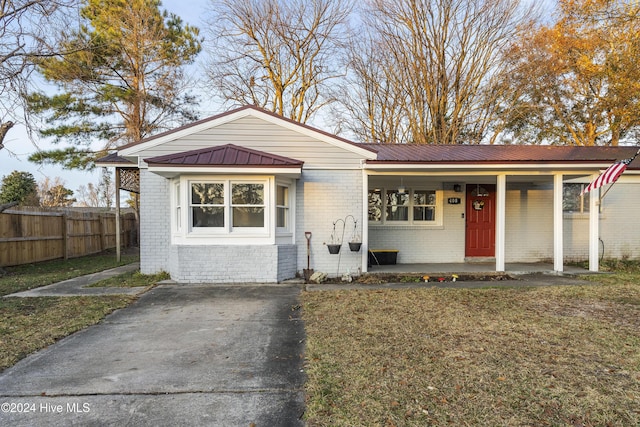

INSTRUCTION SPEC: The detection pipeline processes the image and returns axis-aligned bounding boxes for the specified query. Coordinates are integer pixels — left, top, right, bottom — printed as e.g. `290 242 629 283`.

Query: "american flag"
581 154 637 195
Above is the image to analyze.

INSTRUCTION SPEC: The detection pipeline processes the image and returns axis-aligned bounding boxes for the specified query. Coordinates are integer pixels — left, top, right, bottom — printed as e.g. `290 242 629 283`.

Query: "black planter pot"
349 242 362 252
327 244 341 254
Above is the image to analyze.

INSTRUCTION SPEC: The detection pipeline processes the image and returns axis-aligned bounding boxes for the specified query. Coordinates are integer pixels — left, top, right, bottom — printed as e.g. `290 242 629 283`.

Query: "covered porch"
362 168 601 275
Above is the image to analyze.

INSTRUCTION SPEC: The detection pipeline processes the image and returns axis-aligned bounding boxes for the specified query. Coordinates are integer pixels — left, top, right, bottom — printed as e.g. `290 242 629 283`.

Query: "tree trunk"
0 121 15 150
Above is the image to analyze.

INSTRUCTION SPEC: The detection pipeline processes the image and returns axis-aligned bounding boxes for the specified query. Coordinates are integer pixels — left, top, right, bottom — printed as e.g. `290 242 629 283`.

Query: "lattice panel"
119 168 140 193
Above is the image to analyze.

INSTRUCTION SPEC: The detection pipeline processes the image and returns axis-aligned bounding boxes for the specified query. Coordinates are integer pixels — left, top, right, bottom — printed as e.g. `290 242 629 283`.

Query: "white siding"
134 116 367 168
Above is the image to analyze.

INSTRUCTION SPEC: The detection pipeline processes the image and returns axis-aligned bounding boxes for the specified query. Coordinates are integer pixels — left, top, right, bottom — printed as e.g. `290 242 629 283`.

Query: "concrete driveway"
0 284 305 426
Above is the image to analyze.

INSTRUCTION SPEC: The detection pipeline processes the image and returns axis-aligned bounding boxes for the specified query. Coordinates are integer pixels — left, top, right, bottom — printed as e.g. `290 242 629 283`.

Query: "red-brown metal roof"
144 144 304 168
363 144 640 168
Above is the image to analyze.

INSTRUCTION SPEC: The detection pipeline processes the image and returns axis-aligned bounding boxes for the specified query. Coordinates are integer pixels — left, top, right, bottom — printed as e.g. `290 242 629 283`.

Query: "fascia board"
147 165 302 176
364 162 621 172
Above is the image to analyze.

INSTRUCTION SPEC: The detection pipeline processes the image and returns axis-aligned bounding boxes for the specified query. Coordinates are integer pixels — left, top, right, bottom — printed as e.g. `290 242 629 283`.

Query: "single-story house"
97 105 640 283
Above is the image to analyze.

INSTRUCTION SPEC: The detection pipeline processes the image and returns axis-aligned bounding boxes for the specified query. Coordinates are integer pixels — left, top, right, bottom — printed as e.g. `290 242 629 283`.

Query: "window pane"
192 207 224 227
386 190 409 221
232 183 264 205
233 207 265 227
368 189 382 221
414 206 435 221
414 190 436 205
277 207 287 228
563 183 589 212
277 186 288 206
192 183 223 205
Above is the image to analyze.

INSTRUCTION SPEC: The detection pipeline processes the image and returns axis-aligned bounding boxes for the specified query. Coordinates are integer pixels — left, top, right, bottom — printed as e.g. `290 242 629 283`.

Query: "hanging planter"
327 243 341 254
349 241 362 252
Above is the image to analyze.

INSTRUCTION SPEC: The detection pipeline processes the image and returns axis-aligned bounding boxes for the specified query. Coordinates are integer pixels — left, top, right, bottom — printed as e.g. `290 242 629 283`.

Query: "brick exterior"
167 244 296 283
368 181 640 264
139 167 640 282
295 169 365 277
139 170 171 274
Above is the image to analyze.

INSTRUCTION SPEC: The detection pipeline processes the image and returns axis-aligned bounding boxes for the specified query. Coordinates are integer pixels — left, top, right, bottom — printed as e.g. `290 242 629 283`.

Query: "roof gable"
119 105 377 160
145 144 303 168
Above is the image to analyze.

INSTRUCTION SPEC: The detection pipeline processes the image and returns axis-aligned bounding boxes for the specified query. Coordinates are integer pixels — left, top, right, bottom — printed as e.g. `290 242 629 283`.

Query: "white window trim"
369 187 443 226
275 181 292 234
171 175 276 244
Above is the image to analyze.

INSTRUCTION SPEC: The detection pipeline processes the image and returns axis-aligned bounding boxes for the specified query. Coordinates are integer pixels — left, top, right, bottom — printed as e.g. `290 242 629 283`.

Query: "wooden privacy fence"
0 208 137 267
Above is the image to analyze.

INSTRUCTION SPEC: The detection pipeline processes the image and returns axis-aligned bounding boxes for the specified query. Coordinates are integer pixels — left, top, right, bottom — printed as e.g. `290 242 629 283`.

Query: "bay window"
186 179 268 233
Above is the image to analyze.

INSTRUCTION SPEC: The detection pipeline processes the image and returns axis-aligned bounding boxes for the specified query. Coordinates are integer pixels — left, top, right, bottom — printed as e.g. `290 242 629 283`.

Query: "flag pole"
599 145 640 201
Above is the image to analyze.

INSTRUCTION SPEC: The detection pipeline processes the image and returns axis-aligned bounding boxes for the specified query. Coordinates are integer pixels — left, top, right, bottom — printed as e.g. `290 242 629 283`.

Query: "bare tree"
0 0 79 150
333 34 410 144
75 168 115 208
38 176 76 207
205 0 353 123
341 0 537 144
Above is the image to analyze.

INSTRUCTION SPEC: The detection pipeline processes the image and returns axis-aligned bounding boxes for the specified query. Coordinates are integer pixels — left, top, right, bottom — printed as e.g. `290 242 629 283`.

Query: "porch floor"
368 262 591 276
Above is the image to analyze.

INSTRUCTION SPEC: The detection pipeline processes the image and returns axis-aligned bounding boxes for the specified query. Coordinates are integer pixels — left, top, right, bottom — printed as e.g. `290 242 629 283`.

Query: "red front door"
465 184 496 257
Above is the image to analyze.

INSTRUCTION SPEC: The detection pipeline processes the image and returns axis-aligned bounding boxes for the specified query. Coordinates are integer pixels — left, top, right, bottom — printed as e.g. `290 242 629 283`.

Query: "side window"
563 183 590 213
276 185 289 229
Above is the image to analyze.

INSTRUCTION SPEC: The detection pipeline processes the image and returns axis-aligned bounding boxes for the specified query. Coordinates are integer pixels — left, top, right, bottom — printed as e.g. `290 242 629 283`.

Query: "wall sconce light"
453 184 462 192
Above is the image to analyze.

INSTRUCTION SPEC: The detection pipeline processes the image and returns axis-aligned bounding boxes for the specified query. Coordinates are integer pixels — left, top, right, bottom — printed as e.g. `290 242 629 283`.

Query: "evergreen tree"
26 0 202 169
0 171 39 205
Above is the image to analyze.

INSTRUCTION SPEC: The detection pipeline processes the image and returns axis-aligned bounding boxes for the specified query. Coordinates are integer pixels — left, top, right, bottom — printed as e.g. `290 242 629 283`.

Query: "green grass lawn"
0 251 139 297
0 250 167 372
302 267 640 426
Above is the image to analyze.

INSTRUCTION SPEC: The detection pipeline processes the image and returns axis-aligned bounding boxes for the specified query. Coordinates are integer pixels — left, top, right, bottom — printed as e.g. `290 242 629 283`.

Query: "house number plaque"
447 197 461 204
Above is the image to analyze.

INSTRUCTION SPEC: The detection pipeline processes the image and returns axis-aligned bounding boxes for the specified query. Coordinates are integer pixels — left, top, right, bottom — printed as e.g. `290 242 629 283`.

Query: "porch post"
589 174 599 271
495 174 506 272
115 167 121 263
361 168 369 273
553 173 564 272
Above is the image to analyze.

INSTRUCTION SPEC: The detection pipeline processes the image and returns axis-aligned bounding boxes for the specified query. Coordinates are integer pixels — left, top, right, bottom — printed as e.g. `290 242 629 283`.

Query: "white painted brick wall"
167 244 296 283
599 183 640 260
296 169 364 277
140 170 171 274
505 186 554 262
368 188 466 263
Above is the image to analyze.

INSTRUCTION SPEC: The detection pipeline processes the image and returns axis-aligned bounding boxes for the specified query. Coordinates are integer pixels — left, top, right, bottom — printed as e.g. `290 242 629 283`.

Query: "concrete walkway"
0 283 305 426
4 263 146 297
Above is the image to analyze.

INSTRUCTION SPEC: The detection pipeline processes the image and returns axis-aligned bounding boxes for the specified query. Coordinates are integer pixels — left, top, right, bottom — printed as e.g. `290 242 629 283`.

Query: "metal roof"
363 144 640 168
144 144 304 168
